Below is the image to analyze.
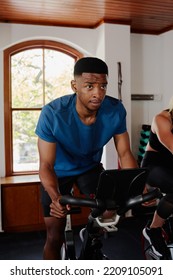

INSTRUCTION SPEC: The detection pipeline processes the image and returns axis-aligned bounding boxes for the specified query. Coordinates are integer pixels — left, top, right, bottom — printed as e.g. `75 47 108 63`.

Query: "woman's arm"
152 112 173 153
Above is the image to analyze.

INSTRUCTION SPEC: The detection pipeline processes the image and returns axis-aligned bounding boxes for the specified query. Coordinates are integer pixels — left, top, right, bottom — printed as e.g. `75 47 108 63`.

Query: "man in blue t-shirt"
35 57 137 259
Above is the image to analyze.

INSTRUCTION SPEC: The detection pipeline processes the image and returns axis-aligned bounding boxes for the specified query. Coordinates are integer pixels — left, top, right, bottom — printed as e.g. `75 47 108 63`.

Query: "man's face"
71 73 108 112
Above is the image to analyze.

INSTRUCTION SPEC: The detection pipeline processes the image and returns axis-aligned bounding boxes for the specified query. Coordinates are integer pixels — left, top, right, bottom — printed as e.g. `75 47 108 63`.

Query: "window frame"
4 39 82 176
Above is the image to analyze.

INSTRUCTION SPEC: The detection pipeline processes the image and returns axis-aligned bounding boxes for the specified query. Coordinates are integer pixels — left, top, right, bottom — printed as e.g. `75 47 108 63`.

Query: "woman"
141 97 173 258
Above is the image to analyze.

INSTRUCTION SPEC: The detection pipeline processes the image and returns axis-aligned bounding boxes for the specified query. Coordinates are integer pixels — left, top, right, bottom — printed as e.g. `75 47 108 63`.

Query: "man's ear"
71 80 77 93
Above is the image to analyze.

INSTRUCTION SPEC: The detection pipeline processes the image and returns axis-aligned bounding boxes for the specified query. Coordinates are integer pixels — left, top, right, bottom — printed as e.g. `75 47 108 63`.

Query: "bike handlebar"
59 187 162 216
60 195 104 209
117 188 162 215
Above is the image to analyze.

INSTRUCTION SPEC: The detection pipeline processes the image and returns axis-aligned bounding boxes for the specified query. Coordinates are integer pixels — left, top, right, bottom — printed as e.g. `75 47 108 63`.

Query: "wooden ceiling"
1 0 173 35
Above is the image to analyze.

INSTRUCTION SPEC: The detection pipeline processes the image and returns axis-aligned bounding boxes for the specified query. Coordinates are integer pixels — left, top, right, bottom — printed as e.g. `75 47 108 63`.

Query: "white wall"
160 31 173 108
0 22 132 176
101 24 131 168
131 32 173 158
131 34 162 157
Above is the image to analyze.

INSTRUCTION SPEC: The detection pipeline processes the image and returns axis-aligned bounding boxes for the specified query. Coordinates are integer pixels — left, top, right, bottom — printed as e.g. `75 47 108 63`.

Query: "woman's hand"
142 185 158 207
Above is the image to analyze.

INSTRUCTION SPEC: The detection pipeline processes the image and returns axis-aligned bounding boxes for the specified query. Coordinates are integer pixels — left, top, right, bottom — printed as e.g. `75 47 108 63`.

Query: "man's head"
71 57 108 114
74 57 108 76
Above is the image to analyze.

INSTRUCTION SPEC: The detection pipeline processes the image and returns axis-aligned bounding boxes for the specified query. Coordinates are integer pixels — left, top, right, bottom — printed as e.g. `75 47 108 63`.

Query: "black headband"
74 57 108 76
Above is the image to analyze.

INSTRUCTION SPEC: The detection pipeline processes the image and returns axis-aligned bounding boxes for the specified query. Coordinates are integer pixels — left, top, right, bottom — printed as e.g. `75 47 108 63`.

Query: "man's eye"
101 85 107 90
86 85 93 89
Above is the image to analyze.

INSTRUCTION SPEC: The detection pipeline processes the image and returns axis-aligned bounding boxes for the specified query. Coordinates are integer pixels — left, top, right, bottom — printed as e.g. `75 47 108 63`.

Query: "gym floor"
0 211 151 260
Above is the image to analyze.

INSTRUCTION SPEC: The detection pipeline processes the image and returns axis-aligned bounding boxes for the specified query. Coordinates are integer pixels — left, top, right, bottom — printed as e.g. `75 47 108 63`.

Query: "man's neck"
76 107 97 125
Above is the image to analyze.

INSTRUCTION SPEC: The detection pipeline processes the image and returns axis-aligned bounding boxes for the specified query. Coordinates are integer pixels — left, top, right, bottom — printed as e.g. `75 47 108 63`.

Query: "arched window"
4 40 82 176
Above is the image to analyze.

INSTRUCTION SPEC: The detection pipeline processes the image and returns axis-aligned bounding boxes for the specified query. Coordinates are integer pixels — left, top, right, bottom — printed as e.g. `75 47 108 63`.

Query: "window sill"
0 174 40 185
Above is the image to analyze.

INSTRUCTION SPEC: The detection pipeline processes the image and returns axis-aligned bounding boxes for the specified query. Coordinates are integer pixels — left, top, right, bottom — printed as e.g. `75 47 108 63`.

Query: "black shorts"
141 151 173 193
40 164 104 217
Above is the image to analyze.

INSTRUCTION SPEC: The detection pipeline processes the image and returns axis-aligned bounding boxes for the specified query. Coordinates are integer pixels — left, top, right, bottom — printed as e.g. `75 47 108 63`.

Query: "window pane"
8 43 78 175
11 49 44 108
12 111 40 172
44 49 74 103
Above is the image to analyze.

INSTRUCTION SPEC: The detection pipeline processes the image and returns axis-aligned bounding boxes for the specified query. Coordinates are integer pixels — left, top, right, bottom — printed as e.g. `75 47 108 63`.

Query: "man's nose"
92 87 102 98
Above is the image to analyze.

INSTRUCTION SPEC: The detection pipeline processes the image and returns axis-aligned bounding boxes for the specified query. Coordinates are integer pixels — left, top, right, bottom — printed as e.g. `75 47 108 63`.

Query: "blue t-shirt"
35 94 127 177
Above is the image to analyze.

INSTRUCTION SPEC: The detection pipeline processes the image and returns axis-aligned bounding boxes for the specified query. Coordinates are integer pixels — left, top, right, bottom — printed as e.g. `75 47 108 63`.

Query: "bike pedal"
103 225 118 232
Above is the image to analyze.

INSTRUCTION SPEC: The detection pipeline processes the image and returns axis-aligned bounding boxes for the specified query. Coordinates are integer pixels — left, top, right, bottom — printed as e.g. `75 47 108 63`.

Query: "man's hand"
50 198 71 218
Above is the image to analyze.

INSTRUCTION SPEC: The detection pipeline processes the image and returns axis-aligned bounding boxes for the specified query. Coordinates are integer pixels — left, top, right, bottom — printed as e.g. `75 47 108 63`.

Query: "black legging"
141 151 173 219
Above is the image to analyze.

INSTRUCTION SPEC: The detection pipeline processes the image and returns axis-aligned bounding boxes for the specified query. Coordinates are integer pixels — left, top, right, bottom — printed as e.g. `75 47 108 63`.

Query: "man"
35 57 137 259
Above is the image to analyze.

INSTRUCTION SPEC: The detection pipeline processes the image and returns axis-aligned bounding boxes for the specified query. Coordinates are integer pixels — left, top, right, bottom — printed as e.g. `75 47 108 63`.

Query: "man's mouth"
90 99 101 105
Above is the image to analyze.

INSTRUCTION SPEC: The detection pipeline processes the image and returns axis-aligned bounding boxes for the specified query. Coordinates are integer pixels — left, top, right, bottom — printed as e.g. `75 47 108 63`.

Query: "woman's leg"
150 211 165 228
142 165 173 257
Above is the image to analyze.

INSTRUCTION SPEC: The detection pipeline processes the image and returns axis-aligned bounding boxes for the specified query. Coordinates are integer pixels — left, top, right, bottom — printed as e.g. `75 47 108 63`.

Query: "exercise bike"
60 168 162 260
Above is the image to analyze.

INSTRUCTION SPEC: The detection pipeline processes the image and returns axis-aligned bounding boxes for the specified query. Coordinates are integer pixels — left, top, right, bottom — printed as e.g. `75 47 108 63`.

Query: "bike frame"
60 168 162 260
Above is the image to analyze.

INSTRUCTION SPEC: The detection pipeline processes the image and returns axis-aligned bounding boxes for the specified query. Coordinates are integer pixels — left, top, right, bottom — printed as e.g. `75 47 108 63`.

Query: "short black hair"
74 57 108 76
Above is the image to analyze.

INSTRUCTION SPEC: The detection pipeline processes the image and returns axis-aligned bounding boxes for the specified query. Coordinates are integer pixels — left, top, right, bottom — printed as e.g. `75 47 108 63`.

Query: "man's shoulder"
105 95 119 103
44 94 75 112
100 96 126 121
103 95 124 109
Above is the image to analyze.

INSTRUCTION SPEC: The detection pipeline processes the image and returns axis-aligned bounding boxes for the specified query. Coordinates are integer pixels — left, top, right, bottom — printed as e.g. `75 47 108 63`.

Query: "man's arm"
38 137 60 201
38 137 69 218
113 131 138 168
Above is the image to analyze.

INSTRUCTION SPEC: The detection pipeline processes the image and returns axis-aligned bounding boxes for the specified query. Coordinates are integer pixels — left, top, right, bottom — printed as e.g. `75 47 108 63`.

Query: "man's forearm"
119 152 138 169
39 167 61 201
